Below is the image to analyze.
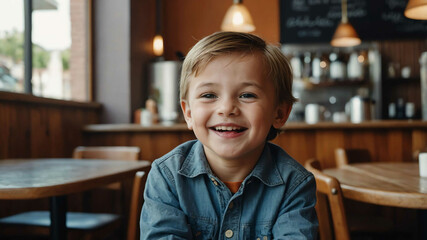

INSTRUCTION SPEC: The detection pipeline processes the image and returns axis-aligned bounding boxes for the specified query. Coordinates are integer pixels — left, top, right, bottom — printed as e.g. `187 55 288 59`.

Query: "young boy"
141 31 318 239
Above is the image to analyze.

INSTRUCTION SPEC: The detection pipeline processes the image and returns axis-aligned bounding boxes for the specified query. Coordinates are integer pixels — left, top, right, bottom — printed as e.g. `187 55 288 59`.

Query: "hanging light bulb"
221 0 255 33
331 0 361 47
153 34 164 57
405 0 427 20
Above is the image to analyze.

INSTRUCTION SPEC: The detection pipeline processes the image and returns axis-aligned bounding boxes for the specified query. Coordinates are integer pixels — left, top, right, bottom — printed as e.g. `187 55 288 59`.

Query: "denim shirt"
141 140 318 240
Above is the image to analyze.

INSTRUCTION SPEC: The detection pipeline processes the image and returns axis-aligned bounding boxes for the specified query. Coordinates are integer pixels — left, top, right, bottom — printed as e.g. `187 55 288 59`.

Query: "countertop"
83 120 427 132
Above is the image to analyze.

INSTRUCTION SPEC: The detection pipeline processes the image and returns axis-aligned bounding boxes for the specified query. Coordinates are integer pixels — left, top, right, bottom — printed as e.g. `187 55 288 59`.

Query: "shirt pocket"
242 221 273 240
188 215 216 240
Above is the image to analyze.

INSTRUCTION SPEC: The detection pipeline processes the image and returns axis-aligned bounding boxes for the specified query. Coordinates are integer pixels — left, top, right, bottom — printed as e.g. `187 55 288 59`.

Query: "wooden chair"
73 146 140 161
334 148 371 168
74 146 141 215
305 159 394 240
305 159 350 240
73 146 141 195
127 171 148 240
413 147 427 162
0 146 141 240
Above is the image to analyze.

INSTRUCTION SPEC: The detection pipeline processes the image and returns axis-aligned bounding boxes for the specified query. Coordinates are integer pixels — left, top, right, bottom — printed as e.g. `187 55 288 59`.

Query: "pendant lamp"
221 0 255 33
405 0 427 20
331 0 361 47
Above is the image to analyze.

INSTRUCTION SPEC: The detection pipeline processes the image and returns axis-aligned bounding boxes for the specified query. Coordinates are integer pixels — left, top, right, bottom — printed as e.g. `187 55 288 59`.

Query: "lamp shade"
330 22 361 47
404 0 427 20
221 3 255 32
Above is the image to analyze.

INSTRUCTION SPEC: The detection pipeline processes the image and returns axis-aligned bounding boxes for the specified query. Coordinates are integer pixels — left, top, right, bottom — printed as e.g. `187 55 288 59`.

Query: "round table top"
324 162 427 209
0 158 151 199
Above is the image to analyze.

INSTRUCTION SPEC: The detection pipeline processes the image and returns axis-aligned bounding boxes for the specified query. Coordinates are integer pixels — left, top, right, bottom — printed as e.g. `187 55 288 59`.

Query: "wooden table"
0 158 151 240
324 162 427 209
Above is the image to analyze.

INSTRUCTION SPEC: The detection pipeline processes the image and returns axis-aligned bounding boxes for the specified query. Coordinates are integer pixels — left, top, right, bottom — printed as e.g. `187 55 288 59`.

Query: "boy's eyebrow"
195 81 263 89
195 82 217 89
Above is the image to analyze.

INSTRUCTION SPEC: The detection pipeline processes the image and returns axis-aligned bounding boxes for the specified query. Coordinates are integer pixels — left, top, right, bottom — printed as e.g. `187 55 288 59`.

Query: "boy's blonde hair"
179 31 297 106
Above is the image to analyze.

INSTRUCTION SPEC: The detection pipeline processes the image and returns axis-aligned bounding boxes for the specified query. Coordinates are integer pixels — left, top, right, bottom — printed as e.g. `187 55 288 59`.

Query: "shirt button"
229 202 234 209
225 229 233 238
256 238 261 240
210 177 219 186
263 236 268 240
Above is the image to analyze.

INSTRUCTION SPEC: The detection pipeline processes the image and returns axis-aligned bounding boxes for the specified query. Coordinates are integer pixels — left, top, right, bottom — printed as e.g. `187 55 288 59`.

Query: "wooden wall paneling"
129 133 156 161
130 0 156 116
178 132 197 146
372 129 390 163
402 130 413 162
30 107 50 158
9 103 31 159
315 130 345 168
412 129 427 158
49 108 65 157
151 132 187 159
385 130 406 162
81 124 427 167
83 133 107 147
0 103 11 159
1 104 100 159
346 129 378 161
61 109 86 157
0 96 101 218
97 133 131 147
379 39 427 118
379 39 427 79
273 130 316 165
83 131 196 161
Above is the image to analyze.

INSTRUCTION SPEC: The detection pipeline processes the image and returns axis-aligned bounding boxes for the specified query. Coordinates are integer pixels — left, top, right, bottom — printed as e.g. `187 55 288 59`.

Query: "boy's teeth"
215 126 240 131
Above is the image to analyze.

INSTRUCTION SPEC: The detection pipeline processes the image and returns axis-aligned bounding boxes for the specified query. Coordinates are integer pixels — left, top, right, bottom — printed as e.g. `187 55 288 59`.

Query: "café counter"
82 120 427 168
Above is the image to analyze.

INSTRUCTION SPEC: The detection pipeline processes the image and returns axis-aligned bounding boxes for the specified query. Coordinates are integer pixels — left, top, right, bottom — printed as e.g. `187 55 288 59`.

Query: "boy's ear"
272 103 292 129
180 100 193 130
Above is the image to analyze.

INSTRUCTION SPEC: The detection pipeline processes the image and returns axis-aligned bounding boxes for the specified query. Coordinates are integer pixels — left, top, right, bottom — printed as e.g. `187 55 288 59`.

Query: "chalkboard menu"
280 0 427 44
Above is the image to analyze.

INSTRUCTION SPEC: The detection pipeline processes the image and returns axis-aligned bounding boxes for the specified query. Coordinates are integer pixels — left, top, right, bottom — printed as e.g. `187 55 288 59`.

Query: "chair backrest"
127 171 148 240
413 147 427 161
334 148 371 168
305 159 350 240
73 146 141 161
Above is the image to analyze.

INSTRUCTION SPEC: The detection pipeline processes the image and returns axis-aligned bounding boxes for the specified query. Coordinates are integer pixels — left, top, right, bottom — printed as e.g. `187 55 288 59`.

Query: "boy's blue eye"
240 93 256 98
201 93 217 98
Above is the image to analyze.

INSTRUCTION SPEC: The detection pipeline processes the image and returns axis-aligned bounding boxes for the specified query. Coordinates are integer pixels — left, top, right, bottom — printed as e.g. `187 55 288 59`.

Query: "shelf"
382 77 419 84
294 78 369 89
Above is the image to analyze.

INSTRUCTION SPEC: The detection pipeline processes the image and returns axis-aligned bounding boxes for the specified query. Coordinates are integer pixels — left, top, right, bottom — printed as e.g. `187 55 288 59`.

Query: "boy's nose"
218 99 239 116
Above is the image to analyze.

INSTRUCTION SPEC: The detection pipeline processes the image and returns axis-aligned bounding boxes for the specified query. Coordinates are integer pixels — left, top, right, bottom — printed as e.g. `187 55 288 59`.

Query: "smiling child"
141 31 318 239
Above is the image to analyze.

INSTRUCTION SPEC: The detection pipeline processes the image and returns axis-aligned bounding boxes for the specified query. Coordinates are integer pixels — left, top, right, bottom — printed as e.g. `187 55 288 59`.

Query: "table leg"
50 195 67 240
419 209 427 240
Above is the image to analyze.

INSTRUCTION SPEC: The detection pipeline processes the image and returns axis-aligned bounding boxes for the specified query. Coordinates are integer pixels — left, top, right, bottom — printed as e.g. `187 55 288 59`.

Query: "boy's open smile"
210 123 247 132
209 123 248 138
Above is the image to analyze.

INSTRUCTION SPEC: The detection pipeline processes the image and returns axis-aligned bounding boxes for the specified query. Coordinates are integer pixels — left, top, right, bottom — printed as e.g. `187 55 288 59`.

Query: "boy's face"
181 53 291 163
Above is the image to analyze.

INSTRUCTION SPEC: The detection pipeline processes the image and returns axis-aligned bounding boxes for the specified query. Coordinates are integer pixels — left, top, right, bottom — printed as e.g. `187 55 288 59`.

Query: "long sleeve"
272 174 318 239
140 162 192 240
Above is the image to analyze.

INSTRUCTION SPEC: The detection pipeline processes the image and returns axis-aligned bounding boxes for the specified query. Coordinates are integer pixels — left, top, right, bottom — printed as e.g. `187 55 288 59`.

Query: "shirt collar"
178 141 284 187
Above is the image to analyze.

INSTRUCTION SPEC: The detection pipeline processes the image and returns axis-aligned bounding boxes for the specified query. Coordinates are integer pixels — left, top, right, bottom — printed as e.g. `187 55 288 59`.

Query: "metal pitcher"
348 96 375 123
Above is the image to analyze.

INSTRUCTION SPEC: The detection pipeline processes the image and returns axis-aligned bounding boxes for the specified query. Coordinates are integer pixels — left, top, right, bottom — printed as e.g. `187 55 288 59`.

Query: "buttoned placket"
208 174 258 239
220 179 252 239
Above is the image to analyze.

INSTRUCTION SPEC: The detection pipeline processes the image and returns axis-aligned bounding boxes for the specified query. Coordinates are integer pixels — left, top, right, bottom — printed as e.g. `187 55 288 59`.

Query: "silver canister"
149 61 182 125
420 52 427 120
348 96 375 123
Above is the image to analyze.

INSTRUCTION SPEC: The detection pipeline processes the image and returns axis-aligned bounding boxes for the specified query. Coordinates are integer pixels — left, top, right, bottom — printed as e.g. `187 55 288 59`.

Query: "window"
0 0 24 92
0 0 91 101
